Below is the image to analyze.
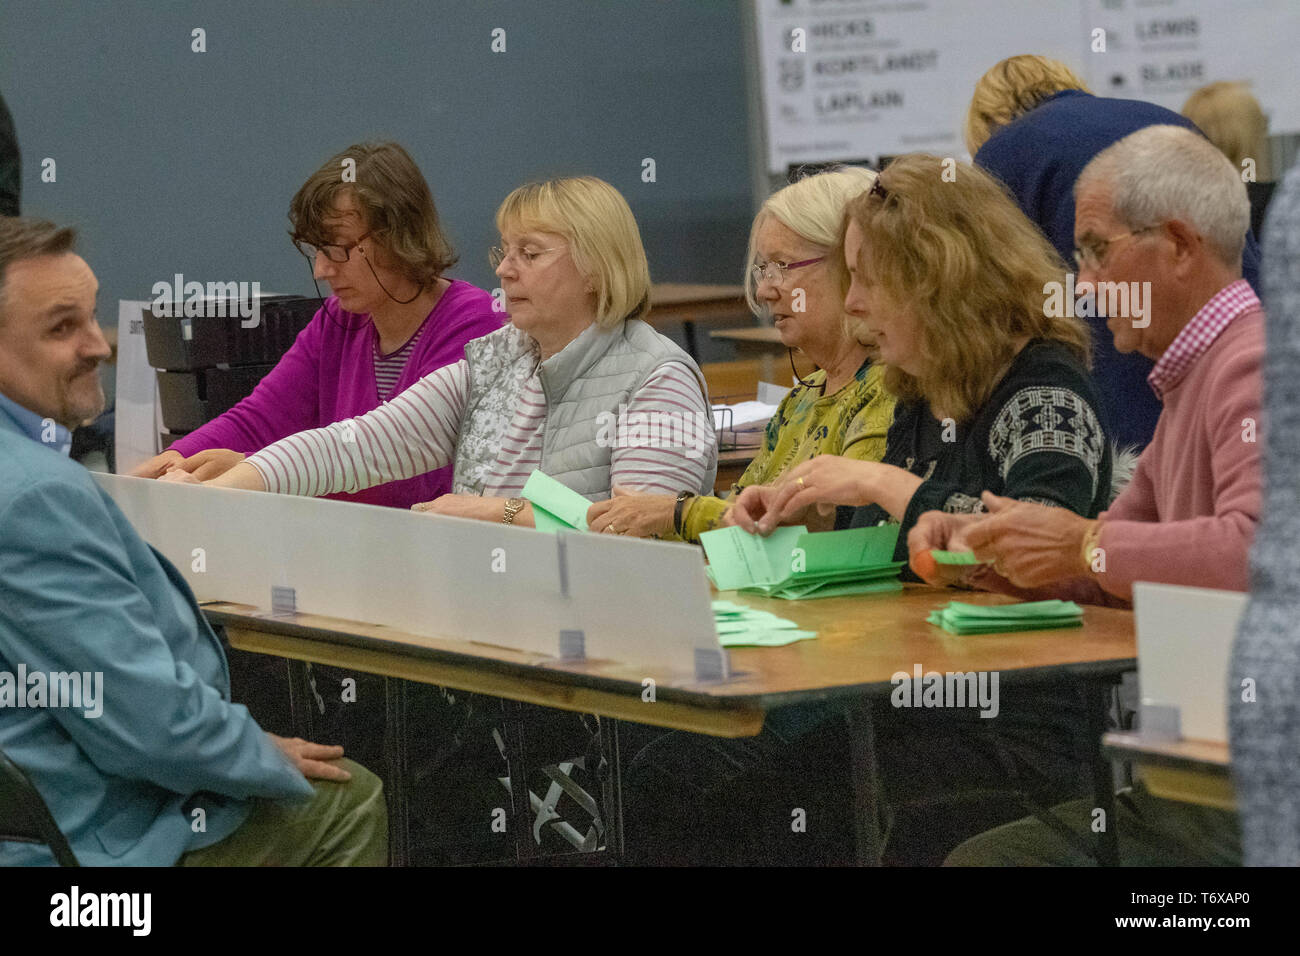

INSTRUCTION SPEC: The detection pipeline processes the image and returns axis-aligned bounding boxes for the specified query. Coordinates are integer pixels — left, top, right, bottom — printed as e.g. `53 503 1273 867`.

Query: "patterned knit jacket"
1231 159 1300 866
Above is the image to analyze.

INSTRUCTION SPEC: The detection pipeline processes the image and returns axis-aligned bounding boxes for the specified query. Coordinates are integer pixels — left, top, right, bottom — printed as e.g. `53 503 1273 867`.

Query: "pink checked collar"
1148 279 1259 399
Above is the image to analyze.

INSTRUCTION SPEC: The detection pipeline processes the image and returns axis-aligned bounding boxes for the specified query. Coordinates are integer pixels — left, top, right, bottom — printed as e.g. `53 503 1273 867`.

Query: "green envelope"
531 504 571 534
701 523 904 599
928 599 1084 635
711 602 818 646
521 470 590 531
718 629 818 648
711 599 750 615
770 577 903 600
700 525 806 590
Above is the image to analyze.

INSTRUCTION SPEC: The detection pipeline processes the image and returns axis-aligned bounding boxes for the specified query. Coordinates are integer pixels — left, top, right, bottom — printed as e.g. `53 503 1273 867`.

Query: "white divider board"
113 300 162 474
93 474 570 657
561 531 725 684
92 475 723 678
1133 581 1248 744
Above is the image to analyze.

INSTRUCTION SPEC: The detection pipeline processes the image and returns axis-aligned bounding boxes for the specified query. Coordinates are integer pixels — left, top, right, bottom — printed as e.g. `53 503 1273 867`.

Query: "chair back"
0 748 79 866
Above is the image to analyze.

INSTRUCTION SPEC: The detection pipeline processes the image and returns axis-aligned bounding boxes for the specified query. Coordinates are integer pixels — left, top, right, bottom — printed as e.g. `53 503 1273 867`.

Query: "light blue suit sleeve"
0 478 313 802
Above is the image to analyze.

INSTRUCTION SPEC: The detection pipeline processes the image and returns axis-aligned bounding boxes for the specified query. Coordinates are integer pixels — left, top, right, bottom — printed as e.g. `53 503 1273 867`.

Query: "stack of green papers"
712 600 817 647
927 600 1084 635
699 524 904 600
521 470 590 533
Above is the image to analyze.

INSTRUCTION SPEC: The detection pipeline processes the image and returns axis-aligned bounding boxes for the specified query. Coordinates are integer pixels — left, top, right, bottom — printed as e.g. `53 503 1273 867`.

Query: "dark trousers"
945 783 1241 866
623 688 1093 866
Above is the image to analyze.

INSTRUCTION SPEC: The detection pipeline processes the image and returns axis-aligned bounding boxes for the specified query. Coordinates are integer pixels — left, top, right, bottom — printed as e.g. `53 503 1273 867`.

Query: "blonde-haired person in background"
164 175 717 519
966 54 1263 452
587 166 894 541
962 53 1089 157
1183 80 1276 238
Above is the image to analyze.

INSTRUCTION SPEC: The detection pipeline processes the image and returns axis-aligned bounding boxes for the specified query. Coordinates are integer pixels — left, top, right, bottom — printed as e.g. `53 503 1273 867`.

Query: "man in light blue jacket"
0 217 386 866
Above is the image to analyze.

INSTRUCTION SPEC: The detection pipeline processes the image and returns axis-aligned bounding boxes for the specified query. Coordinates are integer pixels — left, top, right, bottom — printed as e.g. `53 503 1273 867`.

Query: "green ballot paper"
521 470 590 531
718 628 818 648
931 549 983 566
927 599 1083 635
711 601 818 647
700 525 806 590
700 523 904 599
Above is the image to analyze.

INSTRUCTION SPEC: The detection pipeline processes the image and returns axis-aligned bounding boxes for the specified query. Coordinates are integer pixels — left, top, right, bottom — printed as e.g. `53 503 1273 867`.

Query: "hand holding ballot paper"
908 492 1099 590
522 470 590 532
910 546 987 587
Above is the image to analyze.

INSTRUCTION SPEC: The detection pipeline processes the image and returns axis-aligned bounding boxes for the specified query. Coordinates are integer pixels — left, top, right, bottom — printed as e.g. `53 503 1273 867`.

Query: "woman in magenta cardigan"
130 141 502 510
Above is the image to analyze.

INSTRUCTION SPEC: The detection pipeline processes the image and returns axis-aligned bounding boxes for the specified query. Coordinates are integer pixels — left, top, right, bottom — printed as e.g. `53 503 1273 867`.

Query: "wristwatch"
673 490 695 537
1080 519 1103 574
503 497 526 525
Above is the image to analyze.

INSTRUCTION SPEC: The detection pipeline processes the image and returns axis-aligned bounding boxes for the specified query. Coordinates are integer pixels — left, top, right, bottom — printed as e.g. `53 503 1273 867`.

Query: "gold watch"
1080 519 1103 574
503 497 526 525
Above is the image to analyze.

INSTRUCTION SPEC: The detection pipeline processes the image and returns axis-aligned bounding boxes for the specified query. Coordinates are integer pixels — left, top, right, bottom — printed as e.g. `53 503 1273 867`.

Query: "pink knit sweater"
983 308 1264 606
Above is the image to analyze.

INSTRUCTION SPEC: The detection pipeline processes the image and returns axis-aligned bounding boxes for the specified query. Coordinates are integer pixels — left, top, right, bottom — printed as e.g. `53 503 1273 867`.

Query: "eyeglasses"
490 245 564 269
1072 226 1157 271
751 256 826 287
292 232 372 264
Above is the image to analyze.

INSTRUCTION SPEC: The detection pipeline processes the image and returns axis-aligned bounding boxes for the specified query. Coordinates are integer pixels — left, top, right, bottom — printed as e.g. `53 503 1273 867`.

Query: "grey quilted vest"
452 319 717 500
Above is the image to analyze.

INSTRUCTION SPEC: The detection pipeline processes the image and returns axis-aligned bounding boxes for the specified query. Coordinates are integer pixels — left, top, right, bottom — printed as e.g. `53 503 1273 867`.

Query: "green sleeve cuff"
681 494 728 542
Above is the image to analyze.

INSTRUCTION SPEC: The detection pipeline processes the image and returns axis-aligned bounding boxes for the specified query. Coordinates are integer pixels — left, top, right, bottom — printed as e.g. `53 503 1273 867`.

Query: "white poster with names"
754 0 1082 172
1081 0 1300 137
754 0 1300 173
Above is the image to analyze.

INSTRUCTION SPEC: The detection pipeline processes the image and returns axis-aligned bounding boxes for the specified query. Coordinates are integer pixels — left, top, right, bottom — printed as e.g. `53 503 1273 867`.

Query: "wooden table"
647 284 750 359
206 586 1136 865
1103 732 1234 810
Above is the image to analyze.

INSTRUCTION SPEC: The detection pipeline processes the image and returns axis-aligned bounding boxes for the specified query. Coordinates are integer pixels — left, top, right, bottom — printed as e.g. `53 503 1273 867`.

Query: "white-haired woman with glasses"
587 165 895 541
132 142 503 511
164 176 717 522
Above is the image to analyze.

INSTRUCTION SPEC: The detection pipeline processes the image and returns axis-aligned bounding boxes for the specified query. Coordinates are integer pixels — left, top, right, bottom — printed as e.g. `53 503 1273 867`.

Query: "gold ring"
609 524 620 535
796 477 806 488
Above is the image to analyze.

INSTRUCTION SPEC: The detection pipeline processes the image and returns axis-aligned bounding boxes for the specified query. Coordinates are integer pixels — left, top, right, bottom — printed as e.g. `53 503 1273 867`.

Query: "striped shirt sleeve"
247 360 470 497
610 361 714 495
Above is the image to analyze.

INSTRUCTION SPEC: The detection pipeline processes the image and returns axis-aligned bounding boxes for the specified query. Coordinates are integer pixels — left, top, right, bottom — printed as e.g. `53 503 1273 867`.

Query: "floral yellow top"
680 359 895 541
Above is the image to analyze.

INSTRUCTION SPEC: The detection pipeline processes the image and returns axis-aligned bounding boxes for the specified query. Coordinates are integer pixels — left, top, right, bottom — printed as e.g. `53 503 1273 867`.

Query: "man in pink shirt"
930 125 1256 865
912 124 1263 612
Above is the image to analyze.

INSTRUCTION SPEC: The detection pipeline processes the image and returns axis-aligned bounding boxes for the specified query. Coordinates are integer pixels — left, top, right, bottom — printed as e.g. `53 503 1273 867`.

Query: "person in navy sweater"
964 55 1261 451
